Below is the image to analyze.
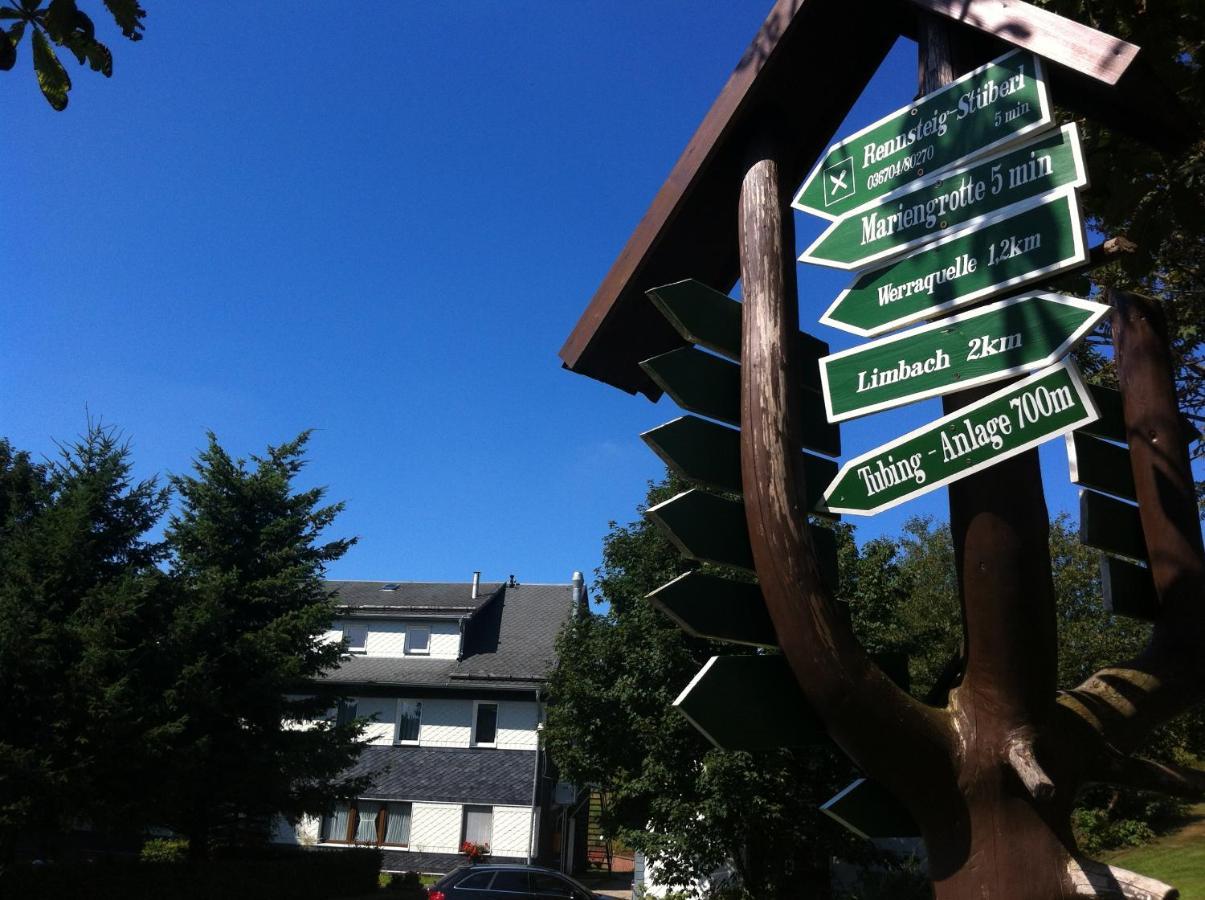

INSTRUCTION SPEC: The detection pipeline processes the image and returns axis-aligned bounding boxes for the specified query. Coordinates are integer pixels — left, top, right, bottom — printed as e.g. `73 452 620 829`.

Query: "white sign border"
794 48 1054 221
819 186 1090 338
818 291 1108 423
818 358 1100 516
800 123 1087 272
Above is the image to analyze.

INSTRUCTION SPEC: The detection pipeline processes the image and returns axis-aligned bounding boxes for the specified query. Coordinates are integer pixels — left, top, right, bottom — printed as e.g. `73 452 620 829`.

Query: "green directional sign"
646 488 839 586
1100 556 1159 622
801 124 1086 271
821 779 920 839
821 189 1088 338
1079 489 1146 563
674 655 825 751
641 415 838 516
794 49 1051 220
820 292 1106 422
820 360 1098 516
1066 431 1136 502
640 346 841 457
650 572 777 647
646 279 828 392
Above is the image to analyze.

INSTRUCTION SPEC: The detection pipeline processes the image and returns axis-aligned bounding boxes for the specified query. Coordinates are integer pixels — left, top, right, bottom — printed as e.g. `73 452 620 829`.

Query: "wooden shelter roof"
559 0 1195 398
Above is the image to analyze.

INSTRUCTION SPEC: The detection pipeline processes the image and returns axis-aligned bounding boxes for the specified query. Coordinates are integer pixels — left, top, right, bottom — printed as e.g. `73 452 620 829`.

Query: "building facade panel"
420 698 473 748
496 701 539 751
491 806 534 858
408 802 463 855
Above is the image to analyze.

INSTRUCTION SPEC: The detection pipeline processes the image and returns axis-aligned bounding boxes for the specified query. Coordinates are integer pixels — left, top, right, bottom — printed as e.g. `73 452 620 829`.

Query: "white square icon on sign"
822 157 856 207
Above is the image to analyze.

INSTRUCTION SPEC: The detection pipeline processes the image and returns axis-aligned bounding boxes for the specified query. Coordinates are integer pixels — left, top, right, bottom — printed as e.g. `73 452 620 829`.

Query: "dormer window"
344 624 368 654
404 625 430 656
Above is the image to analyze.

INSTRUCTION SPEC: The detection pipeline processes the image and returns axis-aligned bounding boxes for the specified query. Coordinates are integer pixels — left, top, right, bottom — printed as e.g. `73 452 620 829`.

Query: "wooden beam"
906 0 1138 85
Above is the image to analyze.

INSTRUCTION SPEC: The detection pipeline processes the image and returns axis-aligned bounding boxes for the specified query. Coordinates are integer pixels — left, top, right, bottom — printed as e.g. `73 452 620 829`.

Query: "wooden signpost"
794 48 1052 220
820 360 1098 516
819 292 1107 422
560 1 1201 895
800 123 1087 271
820 188 1088 337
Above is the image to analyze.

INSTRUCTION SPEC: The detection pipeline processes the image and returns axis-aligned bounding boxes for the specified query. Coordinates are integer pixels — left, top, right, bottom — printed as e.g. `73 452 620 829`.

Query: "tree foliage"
547 472 1205 894
0 0 146 109
153 430 364 856
1047 0 1205 492
0 424 168 860
546 477 882 899
0 426 365 863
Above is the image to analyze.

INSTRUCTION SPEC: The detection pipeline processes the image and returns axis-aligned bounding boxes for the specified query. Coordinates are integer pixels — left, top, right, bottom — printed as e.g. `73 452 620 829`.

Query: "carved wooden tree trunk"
735 22 1205 894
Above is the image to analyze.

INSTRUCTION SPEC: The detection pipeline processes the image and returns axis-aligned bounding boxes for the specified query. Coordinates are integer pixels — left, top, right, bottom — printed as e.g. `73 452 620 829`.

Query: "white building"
280 573 585 874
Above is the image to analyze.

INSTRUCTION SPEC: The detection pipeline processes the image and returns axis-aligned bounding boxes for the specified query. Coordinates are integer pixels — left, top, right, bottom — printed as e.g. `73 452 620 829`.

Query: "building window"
396 700 422 744
335 699 357 728
383 802 412 846
404 625 430 655
472 702 498 747
322 800 411 847
344 623 368 654
462 805 493 847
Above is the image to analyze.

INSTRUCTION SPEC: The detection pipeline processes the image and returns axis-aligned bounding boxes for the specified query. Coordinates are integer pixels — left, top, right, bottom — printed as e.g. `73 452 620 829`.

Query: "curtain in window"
384 803 412 845
398 701 422 742
355 805 379 843
463 806 493 845
326 804 349 842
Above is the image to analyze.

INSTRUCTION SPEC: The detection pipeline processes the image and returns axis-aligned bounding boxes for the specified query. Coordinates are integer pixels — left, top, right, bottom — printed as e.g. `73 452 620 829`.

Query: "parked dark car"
427 865 607 900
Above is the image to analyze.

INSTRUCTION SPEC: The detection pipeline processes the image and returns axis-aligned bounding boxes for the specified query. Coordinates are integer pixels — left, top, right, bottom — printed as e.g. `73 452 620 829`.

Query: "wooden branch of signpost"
736 133 958 822
1058 290 1205 751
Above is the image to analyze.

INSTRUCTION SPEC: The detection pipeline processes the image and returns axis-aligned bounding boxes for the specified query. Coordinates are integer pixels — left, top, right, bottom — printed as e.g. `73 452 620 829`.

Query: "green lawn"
1105 805 1205 900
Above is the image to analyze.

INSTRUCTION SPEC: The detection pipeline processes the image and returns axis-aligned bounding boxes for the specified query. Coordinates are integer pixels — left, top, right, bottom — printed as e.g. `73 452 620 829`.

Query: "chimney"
471 571 481 600
571 571 585 608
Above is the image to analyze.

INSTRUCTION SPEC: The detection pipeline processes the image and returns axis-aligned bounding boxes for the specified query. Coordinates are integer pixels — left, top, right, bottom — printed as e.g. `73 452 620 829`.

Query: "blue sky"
1 2 1090 589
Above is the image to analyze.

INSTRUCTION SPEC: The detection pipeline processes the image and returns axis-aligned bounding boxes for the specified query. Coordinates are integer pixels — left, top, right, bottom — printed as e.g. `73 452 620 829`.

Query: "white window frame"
471 700 499 748
394 699 422 745
343 622 368 654
404 624 431 656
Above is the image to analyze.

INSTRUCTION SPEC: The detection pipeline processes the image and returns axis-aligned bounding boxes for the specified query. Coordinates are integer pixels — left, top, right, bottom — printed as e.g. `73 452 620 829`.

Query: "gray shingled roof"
328 580 503 614
454 583 573 682
320 656 460 686
350 746 537 805
319 581 576 690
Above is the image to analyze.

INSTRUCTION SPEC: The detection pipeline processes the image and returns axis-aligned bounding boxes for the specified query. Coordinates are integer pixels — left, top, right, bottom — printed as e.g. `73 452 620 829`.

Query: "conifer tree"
156 431 364 858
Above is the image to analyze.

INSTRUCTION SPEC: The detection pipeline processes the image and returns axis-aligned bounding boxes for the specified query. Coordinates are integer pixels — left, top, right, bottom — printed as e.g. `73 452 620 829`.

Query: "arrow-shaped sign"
794 49 1052 221
820 188 1088 338
646 488 839 586
641 415 838 516
820 360 1098 516
640 346 841 457
800 124 1087 271
821 778 920 839
674 655 826 751
1079 489 1147 564
1100 555 1159 622
651 572 777 647
646 279 828 392
1066 430 1136 502
819 292 1107 422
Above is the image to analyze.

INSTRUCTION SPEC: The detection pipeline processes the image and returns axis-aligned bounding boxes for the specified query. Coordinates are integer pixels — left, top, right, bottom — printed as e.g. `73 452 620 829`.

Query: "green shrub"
1073 808 1157 855
140 838 189 863
384 869 427 897
0 846 381 900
